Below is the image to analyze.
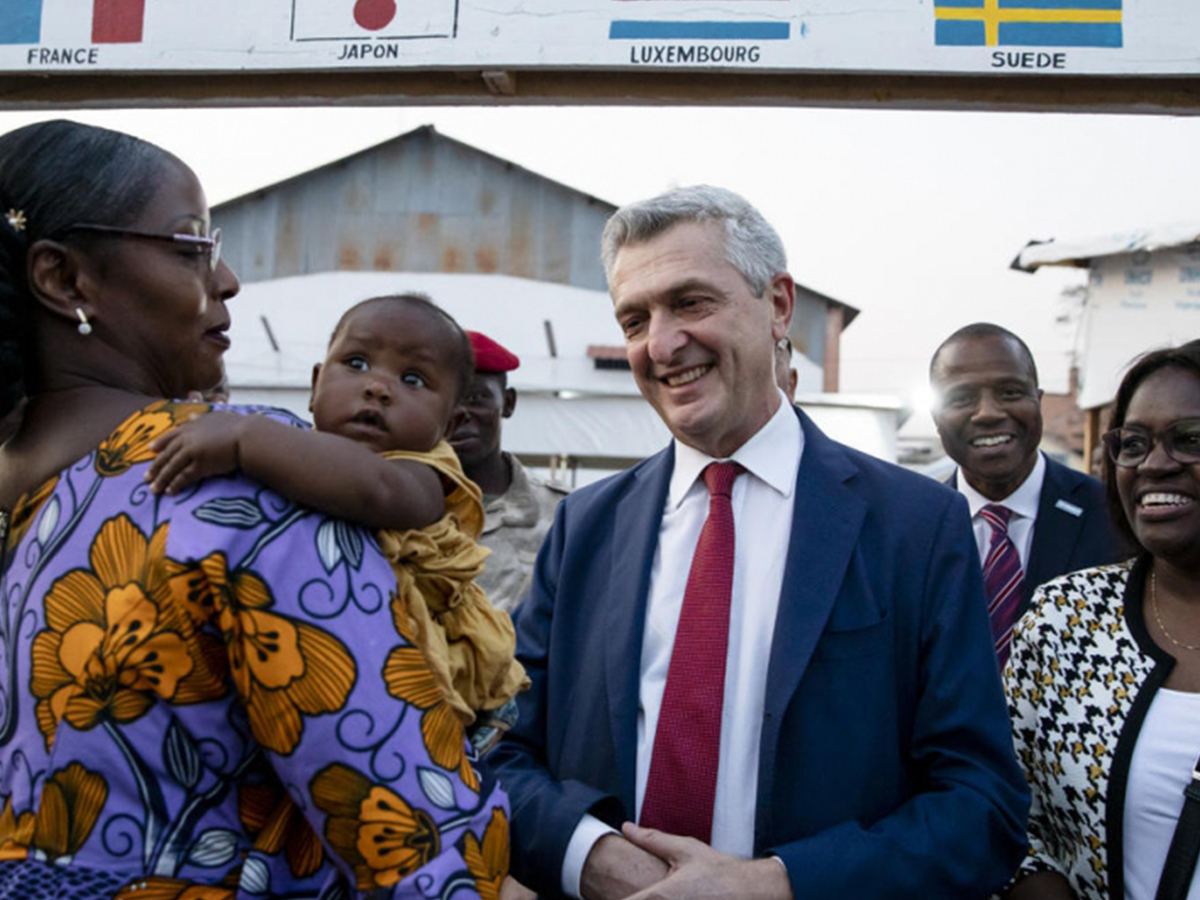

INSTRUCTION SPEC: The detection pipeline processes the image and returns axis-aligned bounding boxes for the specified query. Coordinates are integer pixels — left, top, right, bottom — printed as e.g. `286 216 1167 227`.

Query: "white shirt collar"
668 394 803 510
957 450 1046 521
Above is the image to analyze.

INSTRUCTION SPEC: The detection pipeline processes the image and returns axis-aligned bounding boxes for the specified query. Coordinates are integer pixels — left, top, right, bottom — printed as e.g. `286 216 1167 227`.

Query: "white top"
560 396 803 898
1124 688 1200 900
955 451 1046 571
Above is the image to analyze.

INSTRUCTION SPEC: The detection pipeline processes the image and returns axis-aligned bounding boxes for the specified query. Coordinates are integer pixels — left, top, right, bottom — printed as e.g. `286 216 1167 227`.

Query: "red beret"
468 331 520 373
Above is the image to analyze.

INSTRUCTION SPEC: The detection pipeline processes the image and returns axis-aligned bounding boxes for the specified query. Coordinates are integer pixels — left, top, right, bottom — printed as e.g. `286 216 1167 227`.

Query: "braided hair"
0 120 174 421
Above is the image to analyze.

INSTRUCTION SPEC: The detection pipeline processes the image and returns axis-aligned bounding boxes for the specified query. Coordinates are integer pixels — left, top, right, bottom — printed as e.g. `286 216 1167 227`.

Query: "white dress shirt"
1123 688 1200 900
561 396 803 898
955 451 1046 571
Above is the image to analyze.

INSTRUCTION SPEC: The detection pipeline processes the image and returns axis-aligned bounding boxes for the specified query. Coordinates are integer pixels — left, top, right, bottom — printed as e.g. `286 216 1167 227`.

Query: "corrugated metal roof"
213 124 619 292
1013 220 1200 272
214 124 617 214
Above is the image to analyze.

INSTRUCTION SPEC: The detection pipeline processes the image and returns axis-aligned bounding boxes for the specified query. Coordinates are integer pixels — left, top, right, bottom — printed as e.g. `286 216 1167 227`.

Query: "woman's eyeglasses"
66 223 222 272
1102 419 1200 468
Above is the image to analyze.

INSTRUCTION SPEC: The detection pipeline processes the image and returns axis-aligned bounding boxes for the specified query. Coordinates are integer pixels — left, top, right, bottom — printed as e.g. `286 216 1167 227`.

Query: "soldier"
450 331 568 613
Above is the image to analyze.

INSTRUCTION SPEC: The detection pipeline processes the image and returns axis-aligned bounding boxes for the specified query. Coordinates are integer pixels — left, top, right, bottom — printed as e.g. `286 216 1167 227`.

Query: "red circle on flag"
354 0 397 30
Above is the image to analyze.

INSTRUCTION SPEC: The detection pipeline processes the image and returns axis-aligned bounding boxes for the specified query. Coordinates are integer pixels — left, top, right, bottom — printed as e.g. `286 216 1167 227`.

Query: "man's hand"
620 823 794 900
580 831 671 900
147 411 244 495
500 876 538 900
1007 872 1079 900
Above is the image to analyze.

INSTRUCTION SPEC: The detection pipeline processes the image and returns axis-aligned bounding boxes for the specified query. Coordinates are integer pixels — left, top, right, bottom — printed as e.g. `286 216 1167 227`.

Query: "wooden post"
823 304 844 393
1083 407 1099 478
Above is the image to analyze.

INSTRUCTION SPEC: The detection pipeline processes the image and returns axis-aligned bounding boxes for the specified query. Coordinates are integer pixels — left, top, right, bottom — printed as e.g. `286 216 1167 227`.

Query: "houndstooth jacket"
1005 554 1174 900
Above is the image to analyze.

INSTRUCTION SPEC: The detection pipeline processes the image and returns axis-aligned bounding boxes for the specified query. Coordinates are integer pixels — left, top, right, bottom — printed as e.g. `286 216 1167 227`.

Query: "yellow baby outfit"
377 441 528 726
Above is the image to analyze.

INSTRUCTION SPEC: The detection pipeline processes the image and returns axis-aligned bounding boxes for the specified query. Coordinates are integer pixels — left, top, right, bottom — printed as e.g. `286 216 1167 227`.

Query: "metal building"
213 124 616 290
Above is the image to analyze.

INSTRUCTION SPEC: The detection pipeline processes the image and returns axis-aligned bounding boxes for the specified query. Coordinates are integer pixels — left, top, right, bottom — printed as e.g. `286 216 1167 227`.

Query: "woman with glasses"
1005 339 1200 900
0 120 507 899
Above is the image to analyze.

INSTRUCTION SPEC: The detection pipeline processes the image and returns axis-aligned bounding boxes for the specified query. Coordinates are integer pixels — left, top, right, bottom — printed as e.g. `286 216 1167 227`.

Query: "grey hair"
601 185 787 297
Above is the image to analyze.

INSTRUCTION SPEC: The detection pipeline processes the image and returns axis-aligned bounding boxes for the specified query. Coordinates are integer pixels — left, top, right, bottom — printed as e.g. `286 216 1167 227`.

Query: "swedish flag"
935 0 1122 48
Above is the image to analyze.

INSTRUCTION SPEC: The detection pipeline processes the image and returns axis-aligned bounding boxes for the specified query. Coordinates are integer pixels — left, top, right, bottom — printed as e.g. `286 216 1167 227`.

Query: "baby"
147 293 527 750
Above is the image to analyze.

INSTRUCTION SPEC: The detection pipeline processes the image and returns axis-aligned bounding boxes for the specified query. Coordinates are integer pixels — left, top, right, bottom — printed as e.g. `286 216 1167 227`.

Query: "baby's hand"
147 411 245 495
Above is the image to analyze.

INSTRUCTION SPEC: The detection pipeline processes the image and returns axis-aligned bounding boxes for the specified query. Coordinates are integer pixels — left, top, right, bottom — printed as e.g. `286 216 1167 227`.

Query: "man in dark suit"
930 323 1126 660
491 187 1029 900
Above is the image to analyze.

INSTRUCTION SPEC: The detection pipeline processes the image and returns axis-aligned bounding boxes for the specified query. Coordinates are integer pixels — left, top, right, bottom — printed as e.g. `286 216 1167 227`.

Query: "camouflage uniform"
477 453 568 614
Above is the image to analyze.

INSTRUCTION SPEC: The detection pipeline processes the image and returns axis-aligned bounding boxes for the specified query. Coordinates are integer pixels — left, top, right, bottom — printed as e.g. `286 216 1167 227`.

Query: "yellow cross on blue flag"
935 0 1122 48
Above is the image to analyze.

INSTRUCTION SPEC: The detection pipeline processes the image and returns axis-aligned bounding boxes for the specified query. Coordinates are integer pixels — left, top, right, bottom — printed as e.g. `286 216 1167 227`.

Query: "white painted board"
0 0 1194 77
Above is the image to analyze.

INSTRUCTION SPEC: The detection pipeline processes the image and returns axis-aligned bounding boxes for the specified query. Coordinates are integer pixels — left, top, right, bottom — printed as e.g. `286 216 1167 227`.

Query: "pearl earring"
76 309 92 336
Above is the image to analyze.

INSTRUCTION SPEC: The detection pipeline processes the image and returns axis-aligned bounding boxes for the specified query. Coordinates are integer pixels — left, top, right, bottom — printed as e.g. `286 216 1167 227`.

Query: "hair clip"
5 209 26 232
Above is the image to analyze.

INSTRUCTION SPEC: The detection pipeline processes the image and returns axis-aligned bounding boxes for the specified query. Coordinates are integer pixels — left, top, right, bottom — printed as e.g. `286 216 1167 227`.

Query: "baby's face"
310 300 462 454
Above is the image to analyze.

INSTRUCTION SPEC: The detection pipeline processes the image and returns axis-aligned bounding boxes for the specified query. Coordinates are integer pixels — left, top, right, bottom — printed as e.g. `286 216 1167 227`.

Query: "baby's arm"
147 411 445 530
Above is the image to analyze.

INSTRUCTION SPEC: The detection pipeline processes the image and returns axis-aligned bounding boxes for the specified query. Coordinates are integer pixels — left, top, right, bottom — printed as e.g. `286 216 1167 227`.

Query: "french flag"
0 0 145 45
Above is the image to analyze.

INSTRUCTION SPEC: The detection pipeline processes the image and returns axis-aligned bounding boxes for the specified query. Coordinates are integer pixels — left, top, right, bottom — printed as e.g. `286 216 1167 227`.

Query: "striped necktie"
980 503 1024 667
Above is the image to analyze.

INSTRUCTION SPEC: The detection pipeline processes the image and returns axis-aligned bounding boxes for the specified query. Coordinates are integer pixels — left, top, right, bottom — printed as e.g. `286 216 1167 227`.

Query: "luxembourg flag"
291 0 458 41
0 0 145 45
609 0 790 42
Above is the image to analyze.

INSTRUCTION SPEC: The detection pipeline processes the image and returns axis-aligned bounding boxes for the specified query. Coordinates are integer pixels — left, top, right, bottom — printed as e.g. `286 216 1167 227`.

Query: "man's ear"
27 238 98 328
502 387 517 418
309 363 322 413
767 272 797 343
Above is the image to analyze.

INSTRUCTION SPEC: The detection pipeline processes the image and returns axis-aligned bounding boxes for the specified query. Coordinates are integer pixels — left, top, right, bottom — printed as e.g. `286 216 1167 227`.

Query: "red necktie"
640 461 743 843
980 504 1024 667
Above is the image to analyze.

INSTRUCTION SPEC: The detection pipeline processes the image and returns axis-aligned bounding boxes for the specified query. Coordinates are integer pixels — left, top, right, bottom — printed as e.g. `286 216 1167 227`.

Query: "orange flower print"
167 553 356 755
383 596 478 792
0 764 108 863
462 807 509 900
238 781 323 878
0 796 34 861
95 400 207 477
30 515 225 750
114 877 234 900
5 476 58 552
31 763 108 862
310 763 439 890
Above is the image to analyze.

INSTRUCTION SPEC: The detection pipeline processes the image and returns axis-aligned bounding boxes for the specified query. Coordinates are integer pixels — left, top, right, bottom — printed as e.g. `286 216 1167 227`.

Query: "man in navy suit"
491 187 1028 900
930 323 1127 624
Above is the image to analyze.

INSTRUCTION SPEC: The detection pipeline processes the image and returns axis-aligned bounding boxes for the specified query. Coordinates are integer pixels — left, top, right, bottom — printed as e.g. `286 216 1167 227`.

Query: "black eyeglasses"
66 223 222 272
1102 418 1200 468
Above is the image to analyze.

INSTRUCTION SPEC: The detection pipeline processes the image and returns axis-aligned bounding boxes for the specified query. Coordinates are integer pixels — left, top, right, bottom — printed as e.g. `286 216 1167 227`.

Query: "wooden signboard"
0 0 1196 110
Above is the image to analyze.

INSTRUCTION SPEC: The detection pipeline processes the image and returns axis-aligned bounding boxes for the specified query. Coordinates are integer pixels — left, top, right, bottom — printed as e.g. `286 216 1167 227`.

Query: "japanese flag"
291 0 457 40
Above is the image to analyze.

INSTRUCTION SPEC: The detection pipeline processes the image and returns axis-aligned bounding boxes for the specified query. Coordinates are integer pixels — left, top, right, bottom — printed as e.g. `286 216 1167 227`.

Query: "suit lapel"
605 446 674 813
765 411 866 714
1025 459 1085 603
757 412 866 838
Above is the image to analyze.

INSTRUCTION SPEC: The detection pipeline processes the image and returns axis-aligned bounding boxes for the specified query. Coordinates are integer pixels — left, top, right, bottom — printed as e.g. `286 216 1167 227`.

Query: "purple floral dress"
0 402 509 900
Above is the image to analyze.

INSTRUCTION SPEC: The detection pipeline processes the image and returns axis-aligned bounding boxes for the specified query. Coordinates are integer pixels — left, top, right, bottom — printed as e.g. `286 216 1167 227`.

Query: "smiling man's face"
610 220 793 459
932 333 1044 501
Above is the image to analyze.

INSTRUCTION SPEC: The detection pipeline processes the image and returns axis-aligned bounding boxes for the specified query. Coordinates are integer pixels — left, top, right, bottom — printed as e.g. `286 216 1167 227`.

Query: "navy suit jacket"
950 454 1127 615
491 409 1029 900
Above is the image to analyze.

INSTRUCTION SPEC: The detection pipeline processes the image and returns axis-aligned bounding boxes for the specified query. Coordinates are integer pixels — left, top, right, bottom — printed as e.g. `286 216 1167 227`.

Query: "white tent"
223 271 903 480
